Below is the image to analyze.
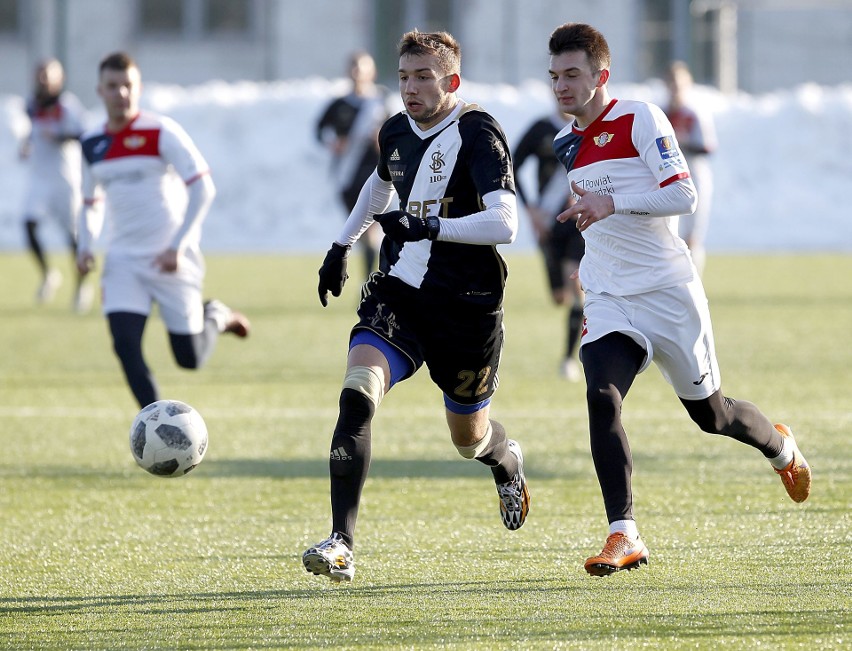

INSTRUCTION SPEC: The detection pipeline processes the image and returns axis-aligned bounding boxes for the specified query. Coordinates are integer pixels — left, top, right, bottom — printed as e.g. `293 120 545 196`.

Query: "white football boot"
302 533 355 582
496 439 530 530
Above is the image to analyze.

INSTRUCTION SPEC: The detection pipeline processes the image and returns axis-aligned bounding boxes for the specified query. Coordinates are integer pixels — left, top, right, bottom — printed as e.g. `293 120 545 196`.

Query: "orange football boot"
773 424 811 503
584 532 649 577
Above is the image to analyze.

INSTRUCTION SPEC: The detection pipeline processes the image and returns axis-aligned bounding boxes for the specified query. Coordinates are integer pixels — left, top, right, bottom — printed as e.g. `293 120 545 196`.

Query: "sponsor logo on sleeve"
655 135 680 160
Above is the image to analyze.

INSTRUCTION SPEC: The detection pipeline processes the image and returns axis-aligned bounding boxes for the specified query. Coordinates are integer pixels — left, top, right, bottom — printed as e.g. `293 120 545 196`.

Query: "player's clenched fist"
374 210 440 243
317 242 351 307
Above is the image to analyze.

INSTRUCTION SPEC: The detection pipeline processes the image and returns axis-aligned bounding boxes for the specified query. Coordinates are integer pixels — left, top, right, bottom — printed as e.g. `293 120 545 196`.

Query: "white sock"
769 437 794 470
609 519 639 540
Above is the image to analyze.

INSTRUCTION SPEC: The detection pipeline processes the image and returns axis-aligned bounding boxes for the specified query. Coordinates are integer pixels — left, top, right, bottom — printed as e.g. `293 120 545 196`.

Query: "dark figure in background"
316 51 389 279
513 103 584 381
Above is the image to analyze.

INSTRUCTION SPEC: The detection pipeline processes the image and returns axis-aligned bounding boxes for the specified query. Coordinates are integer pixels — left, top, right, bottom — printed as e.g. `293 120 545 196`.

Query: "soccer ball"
129 400 208 477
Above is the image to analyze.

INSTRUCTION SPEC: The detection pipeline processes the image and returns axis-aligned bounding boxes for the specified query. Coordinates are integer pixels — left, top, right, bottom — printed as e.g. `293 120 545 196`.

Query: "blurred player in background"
549 23 810 577
664 61 717 275
19 58 92 311
76 52 250 409
316 51 389 280
304 30 530 583
513 102 584 381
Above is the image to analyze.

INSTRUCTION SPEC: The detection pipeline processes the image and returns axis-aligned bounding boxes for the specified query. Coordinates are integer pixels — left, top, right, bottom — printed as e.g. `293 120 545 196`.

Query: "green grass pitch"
0 251 849 650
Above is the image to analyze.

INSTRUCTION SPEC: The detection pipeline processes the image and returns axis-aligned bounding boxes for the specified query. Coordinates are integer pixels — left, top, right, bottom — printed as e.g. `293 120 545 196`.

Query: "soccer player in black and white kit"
547 23 810 577
304 30 530 583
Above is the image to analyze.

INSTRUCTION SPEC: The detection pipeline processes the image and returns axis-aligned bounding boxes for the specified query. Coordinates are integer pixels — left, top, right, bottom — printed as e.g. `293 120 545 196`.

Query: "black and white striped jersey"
375 101 515 302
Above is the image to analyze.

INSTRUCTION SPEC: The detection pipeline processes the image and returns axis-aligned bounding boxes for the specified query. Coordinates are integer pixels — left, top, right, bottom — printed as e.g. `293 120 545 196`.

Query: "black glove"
374 210 440 243
317 242 351 307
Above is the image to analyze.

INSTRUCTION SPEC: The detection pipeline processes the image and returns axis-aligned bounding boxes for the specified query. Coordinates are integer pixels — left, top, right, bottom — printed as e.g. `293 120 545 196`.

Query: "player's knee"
587 384 622 422
170 334 203 370
174 354 200 370
341 365 384 407
683 394 732 435
454 421 493 459
112 332 141 363
690 409 730 435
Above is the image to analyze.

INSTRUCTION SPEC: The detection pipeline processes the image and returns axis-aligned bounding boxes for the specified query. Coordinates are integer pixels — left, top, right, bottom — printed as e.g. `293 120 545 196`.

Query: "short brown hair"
398 30 461 75
99 51 138 74
548 23 611 72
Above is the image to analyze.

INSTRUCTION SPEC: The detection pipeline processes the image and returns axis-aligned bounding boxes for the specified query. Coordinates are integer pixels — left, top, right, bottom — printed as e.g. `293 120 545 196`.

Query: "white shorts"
22 179 79 233
100 247 206 335
580 279 721 400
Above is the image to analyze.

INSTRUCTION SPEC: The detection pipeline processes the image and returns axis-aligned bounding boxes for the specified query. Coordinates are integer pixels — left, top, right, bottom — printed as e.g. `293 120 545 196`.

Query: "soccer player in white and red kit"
19 58 91 309
76 52 249 409
547 23 810 576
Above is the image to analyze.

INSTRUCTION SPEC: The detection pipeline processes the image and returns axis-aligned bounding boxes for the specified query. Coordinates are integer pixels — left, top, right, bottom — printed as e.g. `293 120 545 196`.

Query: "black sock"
567 304 584 358
475 420 517 483
329 388 374 549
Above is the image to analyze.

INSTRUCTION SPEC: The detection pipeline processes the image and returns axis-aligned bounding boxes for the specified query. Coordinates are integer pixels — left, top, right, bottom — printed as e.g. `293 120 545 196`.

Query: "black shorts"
352 273 504 406
543 219 585 292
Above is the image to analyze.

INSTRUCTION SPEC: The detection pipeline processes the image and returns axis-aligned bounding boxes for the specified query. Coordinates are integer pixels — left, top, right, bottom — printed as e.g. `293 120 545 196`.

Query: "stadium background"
1 0 850 254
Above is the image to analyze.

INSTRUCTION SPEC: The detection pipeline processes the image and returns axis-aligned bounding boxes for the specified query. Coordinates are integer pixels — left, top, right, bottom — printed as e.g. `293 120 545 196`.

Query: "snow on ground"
1 77 850 254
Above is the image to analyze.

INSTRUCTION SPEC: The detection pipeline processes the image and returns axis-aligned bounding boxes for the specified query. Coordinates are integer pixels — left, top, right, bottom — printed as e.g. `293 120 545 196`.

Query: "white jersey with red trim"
23 92 86 222
80 112 210 256
554 98 696 295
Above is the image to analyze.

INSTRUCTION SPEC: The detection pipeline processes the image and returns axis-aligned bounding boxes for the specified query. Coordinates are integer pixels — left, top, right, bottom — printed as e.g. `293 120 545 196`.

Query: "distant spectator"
316 51 390 280
664 61 717 274
19 58 92 311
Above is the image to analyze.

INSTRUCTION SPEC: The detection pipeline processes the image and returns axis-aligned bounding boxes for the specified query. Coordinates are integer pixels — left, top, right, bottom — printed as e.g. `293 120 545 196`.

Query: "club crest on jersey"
655 135 679 160
428 148 446 183
594 132 614 147
123 134 147 150
429 149 445 173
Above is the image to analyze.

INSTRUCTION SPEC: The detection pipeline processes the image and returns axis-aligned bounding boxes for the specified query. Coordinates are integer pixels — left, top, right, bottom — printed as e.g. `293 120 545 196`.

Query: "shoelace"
497 475 522 508
316 534 347 552
600 533 635 558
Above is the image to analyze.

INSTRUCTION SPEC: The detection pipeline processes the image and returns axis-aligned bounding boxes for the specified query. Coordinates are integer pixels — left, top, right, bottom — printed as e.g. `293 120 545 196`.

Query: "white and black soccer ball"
129 400 208 477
